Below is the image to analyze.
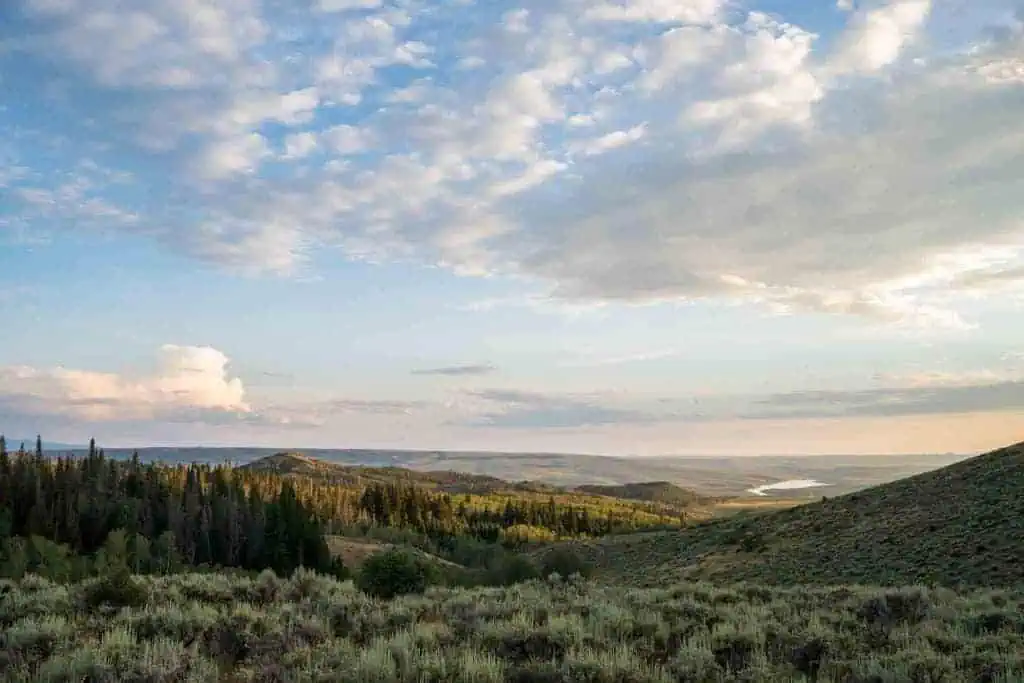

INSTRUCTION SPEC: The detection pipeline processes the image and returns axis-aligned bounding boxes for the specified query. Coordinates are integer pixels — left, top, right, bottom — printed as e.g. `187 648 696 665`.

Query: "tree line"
0 436 342 581
0 435 684 581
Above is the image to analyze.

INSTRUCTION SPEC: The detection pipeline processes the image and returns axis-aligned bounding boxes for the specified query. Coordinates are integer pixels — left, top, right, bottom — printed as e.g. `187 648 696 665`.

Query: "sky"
1 0 1024 456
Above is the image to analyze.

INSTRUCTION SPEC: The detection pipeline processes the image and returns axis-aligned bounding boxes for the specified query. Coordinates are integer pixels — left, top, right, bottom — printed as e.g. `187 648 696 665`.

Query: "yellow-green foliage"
499 524 557 544
3 570 1024 681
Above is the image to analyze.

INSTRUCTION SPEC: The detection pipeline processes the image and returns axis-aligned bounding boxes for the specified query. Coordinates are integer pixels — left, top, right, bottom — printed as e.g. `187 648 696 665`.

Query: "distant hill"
551 440 1024 588
238 451 554 494
67 446 969 496
574 481 714 507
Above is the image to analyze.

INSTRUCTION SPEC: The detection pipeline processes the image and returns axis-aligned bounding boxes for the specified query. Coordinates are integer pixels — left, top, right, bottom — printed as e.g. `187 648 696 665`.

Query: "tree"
356 549 437 599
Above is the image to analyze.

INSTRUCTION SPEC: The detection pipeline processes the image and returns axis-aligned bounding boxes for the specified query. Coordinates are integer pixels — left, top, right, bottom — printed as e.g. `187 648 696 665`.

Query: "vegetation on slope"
554 441 1024 589
239 451 538 494
575 481 714 507
0 438 343 581
0 435 702 584
4 570 1024 681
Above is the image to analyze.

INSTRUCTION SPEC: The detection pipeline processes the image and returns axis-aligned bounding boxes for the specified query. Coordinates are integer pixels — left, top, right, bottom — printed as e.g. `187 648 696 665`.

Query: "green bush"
356 549 437 599
492 553 541 585
540 547 593 581
81 567 149 610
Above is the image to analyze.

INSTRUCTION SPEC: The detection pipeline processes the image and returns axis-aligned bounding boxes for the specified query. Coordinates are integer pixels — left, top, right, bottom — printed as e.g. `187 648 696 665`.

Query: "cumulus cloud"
0 345 432 428
828 0 932 75
0 345 252 424
4 0 1024 329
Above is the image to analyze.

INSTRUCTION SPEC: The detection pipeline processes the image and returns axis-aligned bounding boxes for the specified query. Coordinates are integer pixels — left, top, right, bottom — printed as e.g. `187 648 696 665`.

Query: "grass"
574 481 716 507
540 442 1024 590
4 569 1024 682
324 536 465 573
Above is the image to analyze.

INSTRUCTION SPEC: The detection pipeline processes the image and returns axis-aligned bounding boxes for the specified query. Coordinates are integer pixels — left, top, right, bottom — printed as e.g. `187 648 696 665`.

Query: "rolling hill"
574 481 715 507
545 440 1024 589
237 451 553 494
54 445 969 496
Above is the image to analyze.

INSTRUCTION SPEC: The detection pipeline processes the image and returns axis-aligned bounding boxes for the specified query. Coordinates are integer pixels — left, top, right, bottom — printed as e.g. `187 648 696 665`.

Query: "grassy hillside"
238 451 539 494
548 441 1024 589
4 570 1023 681
574 481 714 507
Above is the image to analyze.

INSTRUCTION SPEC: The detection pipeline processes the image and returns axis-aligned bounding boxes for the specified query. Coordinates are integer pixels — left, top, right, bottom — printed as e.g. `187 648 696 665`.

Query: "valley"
46 444 969 497
2 436 1022 681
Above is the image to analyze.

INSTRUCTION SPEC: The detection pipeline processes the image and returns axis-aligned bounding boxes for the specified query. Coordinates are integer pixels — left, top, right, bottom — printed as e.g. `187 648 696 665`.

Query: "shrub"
81 567 149 610
540 547 593 581
356 549 438 600
491 553 541 586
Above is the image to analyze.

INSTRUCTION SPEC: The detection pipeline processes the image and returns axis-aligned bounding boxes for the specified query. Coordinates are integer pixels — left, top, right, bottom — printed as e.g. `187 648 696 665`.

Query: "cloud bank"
1 0 1022 329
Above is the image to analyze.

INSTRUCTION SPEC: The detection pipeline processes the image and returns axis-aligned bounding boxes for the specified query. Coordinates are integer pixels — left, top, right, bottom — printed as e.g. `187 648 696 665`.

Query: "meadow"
3 568 1024 682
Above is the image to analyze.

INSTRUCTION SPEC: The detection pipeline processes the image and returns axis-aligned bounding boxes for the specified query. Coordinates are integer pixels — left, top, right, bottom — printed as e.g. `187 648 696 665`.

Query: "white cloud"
0 345 444 428
283 131 319 159
572 124 647 156
22 0 269 89
317 0 382 12
194 132 270 180
322 124 373 155
828 0 932 75
583 0 727 24
6 0 1024 331
0 345 251 423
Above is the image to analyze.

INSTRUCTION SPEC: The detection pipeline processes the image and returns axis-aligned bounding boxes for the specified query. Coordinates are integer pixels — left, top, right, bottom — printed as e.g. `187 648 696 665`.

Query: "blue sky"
2 0 1024 455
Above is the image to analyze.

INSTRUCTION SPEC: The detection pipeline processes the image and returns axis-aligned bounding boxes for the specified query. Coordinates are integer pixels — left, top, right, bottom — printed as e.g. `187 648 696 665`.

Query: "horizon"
4 435 970 461
2 0 1024 455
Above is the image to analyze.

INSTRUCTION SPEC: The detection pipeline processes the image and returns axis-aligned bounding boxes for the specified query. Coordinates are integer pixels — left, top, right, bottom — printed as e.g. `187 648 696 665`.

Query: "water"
747 479 828 496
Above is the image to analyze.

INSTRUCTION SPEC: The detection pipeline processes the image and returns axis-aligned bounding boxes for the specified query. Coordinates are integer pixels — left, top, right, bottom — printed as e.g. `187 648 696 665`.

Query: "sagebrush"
3 570 1024 681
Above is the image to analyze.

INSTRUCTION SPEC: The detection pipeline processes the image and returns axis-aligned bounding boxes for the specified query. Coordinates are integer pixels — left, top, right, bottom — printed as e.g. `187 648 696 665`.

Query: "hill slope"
555 441 1024 588
80 445 967 496
238 451 544 494
575 481 713 507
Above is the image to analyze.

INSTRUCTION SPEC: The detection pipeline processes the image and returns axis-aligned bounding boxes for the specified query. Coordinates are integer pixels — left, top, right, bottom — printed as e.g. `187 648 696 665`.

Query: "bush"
492 553 541 586
81 567 149 610
356 549 437 599
540 548 593 581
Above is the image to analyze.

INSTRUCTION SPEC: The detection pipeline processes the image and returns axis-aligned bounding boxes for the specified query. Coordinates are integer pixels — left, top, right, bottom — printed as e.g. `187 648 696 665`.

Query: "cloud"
0 345 254 424
465 389 661 429
0 345 434 429
4 0 1024 329
462 354 1024 428
322 398 427 414
412 363 497 377
828 0 932 75
746 380 1024 420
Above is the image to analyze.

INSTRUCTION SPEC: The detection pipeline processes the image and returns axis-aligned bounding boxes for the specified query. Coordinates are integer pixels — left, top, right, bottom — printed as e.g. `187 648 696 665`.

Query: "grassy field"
536 441 1024 590
3 570 1024 682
